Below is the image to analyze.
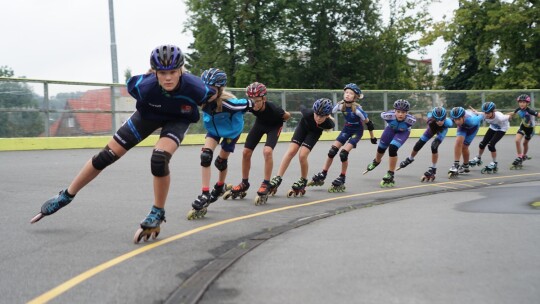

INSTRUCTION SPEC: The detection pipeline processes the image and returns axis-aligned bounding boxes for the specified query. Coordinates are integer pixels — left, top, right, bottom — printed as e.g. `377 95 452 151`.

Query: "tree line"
184 0 539 90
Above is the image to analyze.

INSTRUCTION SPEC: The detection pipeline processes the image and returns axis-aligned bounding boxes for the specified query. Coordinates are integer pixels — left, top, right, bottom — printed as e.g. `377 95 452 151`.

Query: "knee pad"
91 145 119 170
487 143 496 152
388 144 399 157
478 141 487 150
214 156 228 172
339 150 349 162
200 148 213 167
413 140 426 153
327 145 339 158
151 149 172 177
431 139 441 154
377 146 387 154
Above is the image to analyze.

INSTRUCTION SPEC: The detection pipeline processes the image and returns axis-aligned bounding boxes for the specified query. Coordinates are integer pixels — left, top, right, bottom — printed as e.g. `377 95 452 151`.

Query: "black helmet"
150 45 184 70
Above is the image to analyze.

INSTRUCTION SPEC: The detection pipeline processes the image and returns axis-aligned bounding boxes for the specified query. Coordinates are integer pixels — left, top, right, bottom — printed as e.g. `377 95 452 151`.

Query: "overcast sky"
1 0 458 87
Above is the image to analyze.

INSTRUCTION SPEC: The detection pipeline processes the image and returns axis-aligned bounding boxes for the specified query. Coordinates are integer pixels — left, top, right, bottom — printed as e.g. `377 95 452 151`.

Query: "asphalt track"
1 135 540 303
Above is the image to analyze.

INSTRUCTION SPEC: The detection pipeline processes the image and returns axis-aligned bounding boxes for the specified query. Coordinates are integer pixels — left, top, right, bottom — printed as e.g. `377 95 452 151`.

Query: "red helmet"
246 82 267 98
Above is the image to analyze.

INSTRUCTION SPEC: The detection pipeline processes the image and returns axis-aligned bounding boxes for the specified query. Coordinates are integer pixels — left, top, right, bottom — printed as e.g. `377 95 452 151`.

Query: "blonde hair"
204 88 236 113
340 100 361 113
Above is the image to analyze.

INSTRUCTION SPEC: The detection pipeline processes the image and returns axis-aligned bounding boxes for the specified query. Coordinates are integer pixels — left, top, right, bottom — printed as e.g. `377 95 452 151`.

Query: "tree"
0 66 44 137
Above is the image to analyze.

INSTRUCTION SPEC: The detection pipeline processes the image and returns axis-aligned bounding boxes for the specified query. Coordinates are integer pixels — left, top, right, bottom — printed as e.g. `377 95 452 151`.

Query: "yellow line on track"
28 172 540 304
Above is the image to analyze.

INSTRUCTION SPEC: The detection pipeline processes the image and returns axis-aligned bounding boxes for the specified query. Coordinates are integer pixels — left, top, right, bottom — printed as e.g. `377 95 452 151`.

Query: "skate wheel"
254 196 260 205
151 228 160 240
481 169 486 174
223 190 232 200
287 190 294 198
421 176 426 182
134 227 146 244
30 212 44 224
241 192 247 199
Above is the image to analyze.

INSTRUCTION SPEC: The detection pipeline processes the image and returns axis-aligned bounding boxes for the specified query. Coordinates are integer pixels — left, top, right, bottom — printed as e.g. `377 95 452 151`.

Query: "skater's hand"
370 137 377 144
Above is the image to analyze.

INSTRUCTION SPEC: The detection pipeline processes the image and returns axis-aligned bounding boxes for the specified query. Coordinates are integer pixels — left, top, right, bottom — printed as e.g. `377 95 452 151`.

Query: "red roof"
66 88 129 134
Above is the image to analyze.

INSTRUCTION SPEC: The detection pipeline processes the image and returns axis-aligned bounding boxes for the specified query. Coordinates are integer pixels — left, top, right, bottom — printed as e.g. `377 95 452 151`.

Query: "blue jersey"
460 111 484 130
332 103 368 128
127 73 215 123
425 113 453 141
202 97 251 138
514 107 538 128
381 110 416 131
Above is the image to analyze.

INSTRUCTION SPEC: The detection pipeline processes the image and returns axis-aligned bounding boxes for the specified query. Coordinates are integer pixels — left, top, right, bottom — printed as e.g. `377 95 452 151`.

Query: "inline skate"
223 182 249 200
469 156 483 167
481 162 498 174
510 157 523 170
380 171 395 187
209 183 227 202
133 206 166 244
448 163 460 179
363 159 380 175
187 193 211 220
287 177 307 197
254 182 270 205
459 164 470 174
328 175 346 192
30 189 74 224
522 155 531 161
397 157 414 171
268 176 282 196
307 171 326 187
421 167 436 182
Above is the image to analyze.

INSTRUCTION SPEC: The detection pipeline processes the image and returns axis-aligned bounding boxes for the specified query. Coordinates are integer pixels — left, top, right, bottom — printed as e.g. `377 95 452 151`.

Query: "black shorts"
244 122 283 150
113 111 190 150
480 128 506 147
517 124 534 140
291 123 322 151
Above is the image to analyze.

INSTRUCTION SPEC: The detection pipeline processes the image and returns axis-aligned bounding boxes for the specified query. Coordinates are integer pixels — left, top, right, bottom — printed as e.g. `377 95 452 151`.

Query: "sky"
1 0 458 89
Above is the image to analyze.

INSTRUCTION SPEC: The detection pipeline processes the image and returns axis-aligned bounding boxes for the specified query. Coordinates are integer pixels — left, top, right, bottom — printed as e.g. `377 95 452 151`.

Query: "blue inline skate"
30 189 74 223
134 206 166 243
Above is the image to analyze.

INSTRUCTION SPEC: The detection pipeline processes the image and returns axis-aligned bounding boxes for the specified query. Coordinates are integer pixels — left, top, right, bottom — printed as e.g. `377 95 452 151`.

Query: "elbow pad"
366 120 375 131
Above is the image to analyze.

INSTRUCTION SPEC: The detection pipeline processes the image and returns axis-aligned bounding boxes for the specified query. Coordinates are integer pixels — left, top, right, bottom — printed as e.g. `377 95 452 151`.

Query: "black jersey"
251 101 286 127
300 108 335 132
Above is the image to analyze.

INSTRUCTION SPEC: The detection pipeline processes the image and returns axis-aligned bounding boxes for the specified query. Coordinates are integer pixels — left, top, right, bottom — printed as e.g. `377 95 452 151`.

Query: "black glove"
370 137 377 144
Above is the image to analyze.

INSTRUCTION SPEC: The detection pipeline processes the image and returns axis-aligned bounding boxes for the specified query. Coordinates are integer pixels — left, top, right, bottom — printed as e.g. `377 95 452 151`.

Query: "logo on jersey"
181 105 193 114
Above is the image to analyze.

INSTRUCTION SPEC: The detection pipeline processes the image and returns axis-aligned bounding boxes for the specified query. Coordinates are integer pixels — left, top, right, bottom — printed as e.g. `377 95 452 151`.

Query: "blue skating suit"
202 97 251 139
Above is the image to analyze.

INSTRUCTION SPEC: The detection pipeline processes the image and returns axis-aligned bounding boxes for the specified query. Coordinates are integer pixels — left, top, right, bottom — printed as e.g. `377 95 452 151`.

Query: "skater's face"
518 100 528 109
453 117 464 126
435 120 445 126
395 109 407 121
343 89 357 103
156 68 182 92
314 113 329 124
251 96 266 111
485 111 495 119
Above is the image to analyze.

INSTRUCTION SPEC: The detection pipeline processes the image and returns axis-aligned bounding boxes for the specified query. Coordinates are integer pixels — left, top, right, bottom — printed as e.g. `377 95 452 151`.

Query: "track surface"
1 135 539 303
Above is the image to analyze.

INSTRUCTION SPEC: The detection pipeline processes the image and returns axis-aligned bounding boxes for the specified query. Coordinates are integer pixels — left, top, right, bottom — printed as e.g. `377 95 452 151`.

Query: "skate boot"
223 182 249 200
421 167 437 182
307 171 327 187
397 157 414 171
133 206 166 244
481 162 498 174
287 177 308 197
459 163 470 174
510 157 523 170
209 183 226 202
448 163 460 179
363 159 380 175
328 175 346 193
268 176 282 196
30 189 74 224
380 171 395 188
187 193 211 220
469 156 482 167
522 154 531 161
254 182 271 205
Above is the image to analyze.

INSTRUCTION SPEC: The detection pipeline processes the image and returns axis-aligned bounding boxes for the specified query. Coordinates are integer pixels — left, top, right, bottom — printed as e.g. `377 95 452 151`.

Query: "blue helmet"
313 98 333 116
393 99 410 111
431 106 447 121
201 68 227 87
150 45 184 70
450 107 465 119
343 83 362 95
481 101 496 113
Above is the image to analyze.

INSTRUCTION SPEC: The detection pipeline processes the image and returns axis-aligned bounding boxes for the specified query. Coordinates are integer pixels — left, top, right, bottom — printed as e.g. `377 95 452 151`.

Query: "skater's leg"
241 147 253 180
523 138 530 158
298 146 311 179
454 136 465 163
215 149 231 184
277 142 300 177
262 146 274 181
340 143 353 176
152 137 178 208
201 137 219 190
388 144 399 172
515 133 523 156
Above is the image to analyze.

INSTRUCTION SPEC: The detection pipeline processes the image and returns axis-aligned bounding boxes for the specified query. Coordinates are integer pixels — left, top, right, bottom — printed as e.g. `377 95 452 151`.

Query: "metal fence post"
44 82 50 137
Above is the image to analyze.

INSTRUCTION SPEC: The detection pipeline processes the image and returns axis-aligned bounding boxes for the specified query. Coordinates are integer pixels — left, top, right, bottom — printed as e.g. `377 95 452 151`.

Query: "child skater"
508 94 540 169
363 99 416 187
468 101 511 173
308 83 377 192
224 82 291 204
30 45 216 243
397 106 452 182
188 68 252 220
447 106 484 178
270 98 335 197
